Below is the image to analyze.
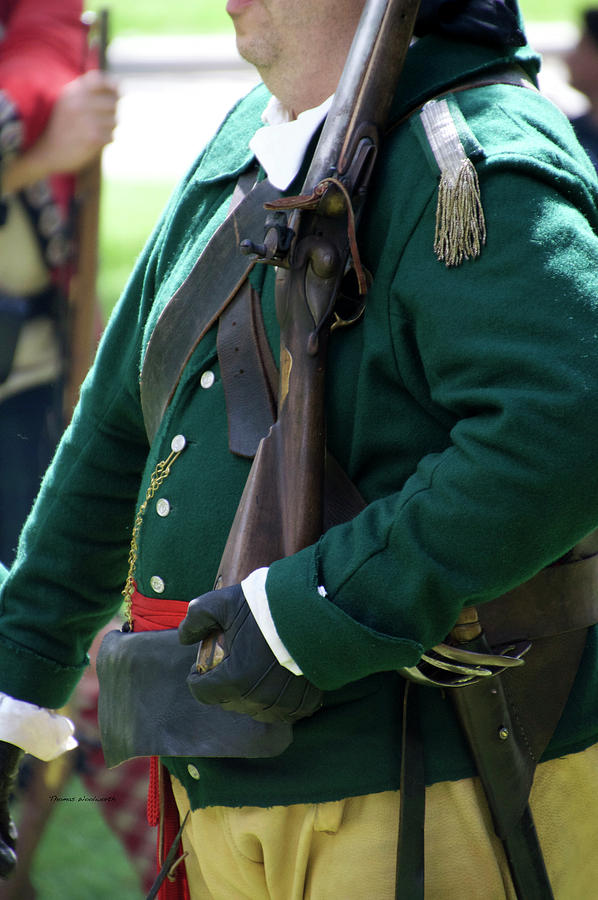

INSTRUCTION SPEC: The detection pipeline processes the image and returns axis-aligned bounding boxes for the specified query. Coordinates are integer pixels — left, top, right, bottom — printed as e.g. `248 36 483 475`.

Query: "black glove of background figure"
0 741 22 879
179 584 323 724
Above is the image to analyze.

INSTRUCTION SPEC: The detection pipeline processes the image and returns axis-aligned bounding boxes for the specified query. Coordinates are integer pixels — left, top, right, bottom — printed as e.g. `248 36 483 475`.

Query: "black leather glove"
178 583 323 724
0 741 22 879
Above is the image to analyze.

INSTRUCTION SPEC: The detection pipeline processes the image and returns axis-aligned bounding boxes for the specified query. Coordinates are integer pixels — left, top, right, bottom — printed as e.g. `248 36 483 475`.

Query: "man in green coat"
1 0 598 897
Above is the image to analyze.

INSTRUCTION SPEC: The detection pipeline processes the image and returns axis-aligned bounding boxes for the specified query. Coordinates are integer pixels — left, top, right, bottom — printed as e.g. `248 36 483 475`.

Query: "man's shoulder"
406 78 598 191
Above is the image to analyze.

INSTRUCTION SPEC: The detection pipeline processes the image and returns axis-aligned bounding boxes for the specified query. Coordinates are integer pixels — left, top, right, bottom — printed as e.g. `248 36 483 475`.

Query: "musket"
63 8 110 419
197 0 422 672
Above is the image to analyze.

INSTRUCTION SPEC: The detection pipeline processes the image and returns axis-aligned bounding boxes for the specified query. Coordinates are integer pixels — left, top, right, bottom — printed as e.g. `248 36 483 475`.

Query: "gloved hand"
178 584 323 724
0 741 22 878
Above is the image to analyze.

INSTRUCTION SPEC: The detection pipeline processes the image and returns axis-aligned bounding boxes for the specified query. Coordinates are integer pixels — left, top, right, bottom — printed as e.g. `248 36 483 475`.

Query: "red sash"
131 584 190 900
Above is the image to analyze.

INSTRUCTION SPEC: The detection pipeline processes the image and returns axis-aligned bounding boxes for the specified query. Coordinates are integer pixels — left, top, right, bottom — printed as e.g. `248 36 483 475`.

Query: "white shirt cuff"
0 693 78 760
241 567 303 675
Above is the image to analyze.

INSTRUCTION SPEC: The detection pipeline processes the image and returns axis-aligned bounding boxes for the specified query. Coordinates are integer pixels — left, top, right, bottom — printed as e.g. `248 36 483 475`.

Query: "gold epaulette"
419 98 486 267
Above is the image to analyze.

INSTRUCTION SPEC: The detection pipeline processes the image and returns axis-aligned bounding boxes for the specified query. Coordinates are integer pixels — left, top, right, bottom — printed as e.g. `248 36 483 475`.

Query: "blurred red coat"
0 0 85 150
0 0 89 280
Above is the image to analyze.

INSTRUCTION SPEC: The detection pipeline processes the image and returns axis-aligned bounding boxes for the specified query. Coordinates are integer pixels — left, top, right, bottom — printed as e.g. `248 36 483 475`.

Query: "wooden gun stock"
198 0 421 674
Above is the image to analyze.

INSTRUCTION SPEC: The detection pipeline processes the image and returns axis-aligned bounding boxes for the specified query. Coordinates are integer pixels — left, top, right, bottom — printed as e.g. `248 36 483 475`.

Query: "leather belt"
480 541 598 646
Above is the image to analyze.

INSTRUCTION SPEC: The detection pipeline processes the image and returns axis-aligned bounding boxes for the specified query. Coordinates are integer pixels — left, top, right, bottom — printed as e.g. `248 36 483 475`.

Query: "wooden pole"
63 8 109 419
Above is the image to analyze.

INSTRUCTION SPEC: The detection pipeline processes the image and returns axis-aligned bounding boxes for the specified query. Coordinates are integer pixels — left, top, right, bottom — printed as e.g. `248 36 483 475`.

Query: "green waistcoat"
1 34 598 809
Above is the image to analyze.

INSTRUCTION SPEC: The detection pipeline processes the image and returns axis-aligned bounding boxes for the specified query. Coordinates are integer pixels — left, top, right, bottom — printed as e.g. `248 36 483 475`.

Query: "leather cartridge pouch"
96 629 293 767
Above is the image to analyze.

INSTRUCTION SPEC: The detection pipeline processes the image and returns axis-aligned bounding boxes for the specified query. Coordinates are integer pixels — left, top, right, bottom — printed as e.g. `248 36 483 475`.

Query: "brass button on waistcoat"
171 434 186 453
187 764 200 780
200 370 215 389
156 498 171 517
150 575 165 594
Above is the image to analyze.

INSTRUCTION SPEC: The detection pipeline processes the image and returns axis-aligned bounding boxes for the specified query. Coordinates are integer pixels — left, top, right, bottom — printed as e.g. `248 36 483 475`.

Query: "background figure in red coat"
0 0 117 564
0 4 155 897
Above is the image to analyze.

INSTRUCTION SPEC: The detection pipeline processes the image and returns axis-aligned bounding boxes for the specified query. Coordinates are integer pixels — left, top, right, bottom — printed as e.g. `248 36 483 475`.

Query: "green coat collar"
196 83 270 183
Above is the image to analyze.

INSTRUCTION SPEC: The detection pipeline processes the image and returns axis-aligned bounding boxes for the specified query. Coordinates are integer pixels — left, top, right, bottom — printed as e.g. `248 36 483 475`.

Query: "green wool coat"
1 34 598 809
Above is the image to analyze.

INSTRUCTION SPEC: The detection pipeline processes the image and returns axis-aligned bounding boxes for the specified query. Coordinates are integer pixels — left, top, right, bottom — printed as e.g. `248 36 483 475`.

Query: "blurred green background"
86 0 234 35
84 0 587 35
23 2 588 898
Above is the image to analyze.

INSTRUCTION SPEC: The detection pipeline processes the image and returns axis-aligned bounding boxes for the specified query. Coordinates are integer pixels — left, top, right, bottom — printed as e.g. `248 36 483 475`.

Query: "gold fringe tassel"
434 157 486 267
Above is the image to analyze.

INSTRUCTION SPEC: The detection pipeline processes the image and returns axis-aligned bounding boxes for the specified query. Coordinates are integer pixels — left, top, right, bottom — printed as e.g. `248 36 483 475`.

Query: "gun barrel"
303 0 421 192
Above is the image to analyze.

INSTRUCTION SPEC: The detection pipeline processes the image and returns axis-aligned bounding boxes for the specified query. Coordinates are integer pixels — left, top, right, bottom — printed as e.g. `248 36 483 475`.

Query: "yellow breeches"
171 742 598 899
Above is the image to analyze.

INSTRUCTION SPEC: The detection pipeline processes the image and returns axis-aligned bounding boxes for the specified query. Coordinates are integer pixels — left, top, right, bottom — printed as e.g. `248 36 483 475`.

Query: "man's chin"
234 34 274 73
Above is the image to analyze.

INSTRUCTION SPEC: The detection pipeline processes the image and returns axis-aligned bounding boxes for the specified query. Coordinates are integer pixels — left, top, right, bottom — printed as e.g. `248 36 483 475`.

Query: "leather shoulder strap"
140 173 281 443
217 281 278 458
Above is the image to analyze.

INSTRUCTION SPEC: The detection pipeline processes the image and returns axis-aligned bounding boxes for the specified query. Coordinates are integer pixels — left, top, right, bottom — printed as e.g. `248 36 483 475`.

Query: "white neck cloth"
249 94 333 190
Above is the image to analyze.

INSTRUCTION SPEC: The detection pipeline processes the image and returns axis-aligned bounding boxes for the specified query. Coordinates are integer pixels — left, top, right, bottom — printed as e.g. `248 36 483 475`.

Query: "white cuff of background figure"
241 567 304 676
0 693 78 760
